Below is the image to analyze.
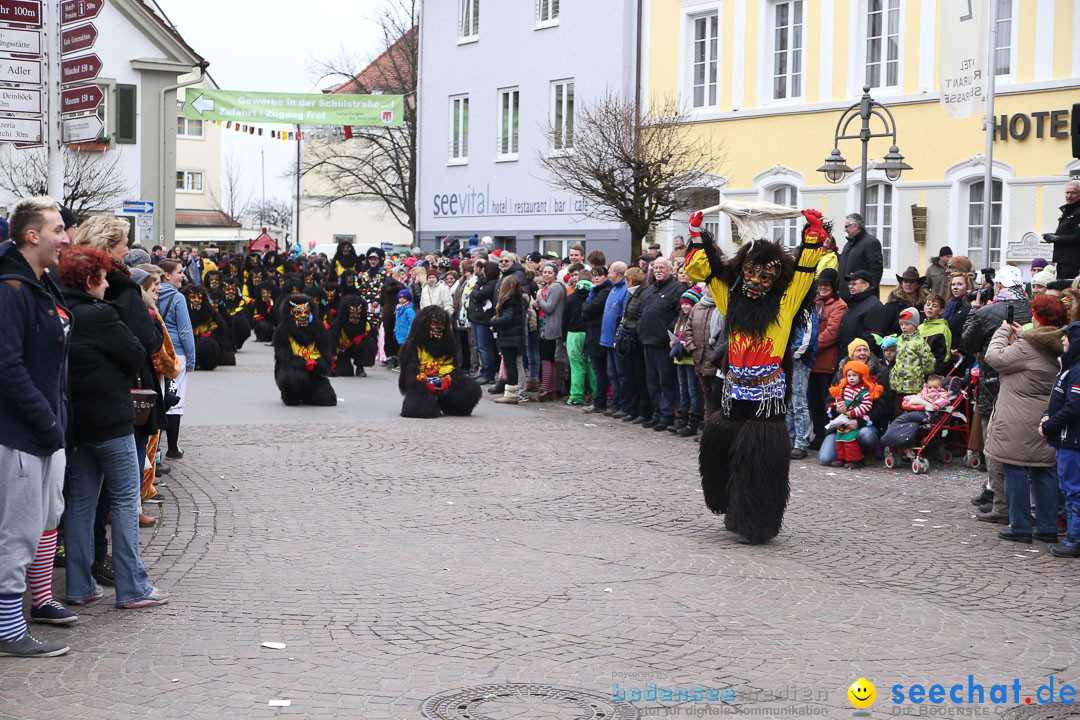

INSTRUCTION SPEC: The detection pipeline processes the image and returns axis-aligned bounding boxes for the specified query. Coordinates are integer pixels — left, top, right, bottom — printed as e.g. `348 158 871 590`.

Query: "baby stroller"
882 368 978 475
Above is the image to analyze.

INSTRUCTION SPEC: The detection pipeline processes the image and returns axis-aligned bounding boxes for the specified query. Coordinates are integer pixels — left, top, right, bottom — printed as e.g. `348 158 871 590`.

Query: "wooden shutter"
116 84 137 144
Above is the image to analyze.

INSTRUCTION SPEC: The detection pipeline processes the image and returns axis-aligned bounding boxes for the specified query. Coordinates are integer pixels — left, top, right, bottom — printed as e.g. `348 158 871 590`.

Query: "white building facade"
416 0 638 260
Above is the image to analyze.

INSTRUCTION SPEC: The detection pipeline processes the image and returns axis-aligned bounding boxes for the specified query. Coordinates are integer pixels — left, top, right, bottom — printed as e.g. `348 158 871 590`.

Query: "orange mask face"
741 260 781 299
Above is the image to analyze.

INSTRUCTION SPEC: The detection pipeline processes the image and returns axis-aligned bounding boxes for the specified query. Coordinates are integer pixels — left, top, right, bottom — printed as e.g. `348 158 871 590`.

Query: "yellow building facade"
645 0 1080 287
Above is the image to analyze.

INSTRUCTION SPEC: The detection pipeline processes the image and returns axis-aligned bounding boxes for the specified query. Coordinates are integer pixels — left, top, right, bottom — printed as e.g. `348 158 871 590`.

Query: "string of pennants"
213 120 305 141
210 121 368 142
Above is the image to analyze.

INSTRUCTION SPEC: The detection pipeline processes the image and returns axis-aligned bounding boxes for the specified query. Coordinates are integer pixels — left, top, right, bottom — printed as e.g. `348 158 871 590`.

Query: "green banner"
183 89 403 127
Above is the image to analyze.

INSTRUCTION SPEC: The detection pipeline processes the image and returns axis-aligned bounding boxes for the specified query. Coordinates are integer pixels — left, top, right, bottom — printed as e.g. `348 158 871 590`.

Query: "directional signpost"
0 55 38 83
0 24 38 54
61 113 101 143
60 52 98 84
60 83 100 114
59 0 102 25
0 85 39 113
0 115 40 142
0 0 41 27
60 22 94 54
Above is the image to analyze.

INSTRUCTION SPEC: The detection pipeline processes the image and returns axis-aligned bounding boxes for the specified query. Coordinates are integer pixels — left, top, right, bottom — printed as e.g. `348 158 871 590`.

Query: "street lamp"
819 86 912 220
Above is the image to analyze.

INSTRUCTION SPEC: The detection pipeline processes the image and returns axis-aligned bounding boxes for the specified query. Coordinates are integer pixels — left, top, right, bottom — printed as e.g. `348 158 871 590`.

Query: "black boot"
668 412 688 433
970 487 993 506
678 412 702 437
487 379 506 395
164 415 183 459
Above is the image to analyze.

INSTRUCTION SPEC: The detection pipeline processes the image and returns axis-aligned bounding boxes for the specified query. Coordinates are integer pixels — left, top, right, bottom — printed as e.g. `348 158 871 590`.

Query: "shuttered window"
116 84 136 144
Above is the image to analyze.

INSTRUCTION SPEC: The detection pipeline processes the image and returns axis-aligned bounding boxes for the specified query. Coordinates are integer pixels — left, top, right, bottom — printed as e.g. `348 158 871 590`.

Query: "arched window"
771 184 799 247
864 182 894 270
965 180 1003 269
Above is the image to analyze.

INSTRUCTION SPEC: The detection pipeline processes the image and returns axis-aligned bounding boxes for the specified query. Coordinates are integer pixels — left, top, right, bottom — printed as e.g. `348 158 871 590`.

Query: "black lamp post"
818 86 912 221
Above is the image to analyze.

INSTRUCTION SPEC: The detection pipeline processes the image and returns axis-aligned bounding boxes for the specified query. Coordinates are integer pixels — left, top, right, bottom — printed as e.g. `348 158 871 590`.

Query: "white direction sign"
0 116 40 143
61 113 101 143
0 86 38 114
0 26 39 55
0 56 39 84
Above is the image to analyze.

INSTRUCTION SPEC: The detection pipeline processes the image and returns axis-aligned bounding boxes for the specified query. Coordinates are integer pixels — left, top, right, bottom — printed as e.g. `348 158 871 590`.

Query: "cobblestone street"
2 344 1076 719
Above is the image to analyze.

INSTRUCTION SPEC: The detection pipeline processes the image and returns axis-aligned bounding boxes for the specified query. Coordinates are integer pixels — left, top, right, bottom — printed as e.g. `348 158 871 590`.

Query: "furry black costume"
684 208 826 544
220 277 252 351
272 294 337 406
252 282 277 342
330 296 377 377
331 241 360 280
397 306 481 418
380 277 406 359
182 285 233 370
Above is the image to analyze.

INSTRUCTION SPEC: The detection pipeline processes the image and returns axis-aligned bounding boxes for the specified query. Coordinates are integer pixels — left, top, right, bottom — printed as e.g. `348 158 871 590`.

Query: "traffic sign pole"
46 0 63 199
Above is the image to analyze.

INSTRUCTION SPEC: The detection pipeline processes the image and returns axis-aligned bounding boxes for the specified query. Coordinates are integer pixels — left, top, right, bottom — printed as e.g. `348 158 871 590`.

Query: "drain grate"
421 683 640 720
1001 704 1080 720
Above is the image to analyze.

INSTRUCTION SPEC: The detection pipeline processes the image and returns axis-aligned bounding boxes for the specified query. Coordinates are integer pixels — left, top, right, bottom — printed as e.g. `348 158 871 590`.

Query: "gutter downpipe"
160 60 209 246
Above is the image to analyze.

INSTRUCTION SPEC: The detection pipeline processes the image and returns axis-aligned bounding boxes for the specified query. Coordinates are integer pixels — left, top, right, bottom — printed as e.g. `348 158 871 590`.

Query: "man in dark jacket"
1042 321 1080 557
1043 180 1080 280
0 196 71 658
962 265 1032 523
581 266 613 412
837 213 884 300
636 257 686 431
836 270 884 355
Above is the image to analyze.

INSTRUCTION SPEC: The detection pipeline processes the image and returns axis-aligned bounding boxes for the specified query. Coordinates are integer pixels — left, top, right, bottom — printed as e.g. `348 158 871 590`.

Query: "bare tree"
208 151 247 226
248 198 293 230
538 92 726 251
303 0 418 237
0 146 131 216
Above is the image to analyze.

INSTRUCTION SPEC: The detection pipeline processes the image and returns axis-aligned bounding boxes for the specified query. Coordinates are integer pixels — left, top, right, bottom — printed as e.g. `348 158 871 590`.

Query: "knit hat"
426 267 439 278
681 287 703 304
880 335 898 349
817 267 838 289
847 338 870 358
575 279 593 291
59 205 78 230
129 268 150 287
830 360 884 400
898 306 921 326
1031 257 1049 271
398 289 411 301
938 245 953 257
404 257 417 268
1032 267 1057 287
126 248 151 266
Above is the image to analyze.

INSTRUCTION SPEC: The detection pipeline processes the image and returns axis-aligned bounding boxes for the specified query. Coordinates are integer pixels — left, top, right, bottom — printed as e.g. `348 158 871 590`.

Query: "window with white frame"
459 0 479 40
333 234 356 245
497 87 519 158
690 12 719 108
865 0 900 89
993 0 1013 76
703 216 721 244
864 182 894 270
449 95 469 161
771 0 803 100
537 0 559 25
177 116 203 138
771 185 799 247
965 180 1003 269
551 79 574 151
176 170 203 192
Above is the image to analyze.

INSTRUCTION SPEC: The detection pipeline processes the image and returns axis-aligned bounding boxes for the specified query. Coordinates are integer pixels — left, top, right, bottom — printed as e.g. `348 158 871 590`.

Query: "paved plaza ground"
1 343 1076 719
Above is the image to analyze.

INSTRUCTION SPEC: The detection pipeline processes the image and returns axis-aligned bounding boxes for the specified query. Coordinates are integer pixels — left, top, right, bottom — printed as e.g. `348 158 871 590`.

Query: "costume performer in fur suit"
330 241 360 280
182 285 233 370
220 276 252 351
252 282 277 342
683 203 826 544
273 294 337 406
398 306 482 418
330 295 377 377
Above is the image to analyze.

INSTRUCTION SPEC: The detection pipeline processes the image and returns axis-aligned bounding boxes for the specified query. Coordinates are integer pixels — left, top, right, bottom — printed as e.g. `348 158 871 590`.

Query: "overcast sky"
156 0 384 210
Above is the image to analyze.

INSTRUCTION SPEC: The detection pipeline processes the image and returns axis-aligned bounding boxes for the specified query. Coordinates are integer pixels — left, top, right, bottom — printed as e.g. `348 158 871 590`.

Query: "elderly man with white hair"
1043 180 1080 281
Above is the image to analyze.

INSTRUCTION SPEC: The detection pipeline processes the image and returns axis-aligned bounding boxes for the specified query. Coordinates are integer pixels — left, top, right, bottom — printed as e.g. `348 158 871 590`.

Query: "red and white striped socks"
27 529 57 609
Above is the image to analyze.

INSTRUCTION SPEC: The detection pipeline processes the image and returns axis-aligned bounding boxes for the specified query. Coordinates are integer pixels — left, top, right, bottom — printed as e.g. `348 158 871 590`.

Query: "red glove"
352 335 366 345
305 359 317 371
688 210 704 239
440 376 452 392
801 209 825 241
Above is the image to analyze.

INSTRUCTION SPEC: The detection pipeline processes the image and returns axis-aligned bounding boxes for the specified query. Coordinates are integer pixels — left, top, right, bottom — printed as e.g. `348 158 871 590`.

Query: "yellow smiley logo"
848 678 876 709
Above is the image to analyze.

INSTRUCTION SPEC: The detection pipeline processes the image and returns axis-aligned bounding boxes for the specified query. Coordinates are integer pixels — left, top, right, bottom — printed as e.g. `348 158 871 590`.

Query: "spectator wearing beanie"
1030 265 1057 298
984 295 1066 544
393 289 415 351
668 286 702 436
890 306 936 417
926 245 953 298
420 266 453 314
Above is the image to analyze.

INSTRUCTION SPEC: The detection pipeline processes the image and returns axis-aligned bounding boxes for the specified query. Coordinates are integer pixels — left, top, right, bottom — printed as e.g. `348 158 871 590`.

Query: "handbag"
132 378 157 426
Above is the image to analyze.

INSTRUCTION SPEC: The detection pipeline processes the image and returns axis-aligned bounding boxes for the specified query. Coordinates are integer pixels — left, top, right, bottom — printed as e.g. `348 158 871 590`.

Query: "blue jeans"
1058 448 1080 543
473 324 496 381
606 347 625 411
676 363 700 415
590 353 610 409
1003 463 1058 535
786 362 812 450
818 427 879 465
642 344 678 424
65 435 153 605
526 329 540 378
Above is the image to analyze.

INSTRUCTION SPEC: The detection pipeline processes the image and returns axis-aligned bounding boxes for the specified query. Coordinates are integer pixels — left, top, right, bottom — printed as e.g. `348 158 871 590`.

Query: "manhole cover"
1001 704 1080 720
421 683 640 720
